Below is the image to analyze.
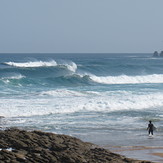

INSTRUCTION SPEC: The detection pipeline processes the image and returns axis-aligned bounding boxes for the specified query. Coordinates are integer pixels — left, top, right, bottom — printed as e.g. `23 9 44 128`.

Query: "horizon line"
0 52 153 54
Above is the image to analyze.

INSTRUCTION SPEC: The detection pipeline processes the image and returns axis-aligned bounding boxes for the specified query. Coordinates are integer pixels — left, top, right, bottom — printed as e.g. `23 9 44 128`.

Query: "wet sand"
152 153 163 158
104 145 163 163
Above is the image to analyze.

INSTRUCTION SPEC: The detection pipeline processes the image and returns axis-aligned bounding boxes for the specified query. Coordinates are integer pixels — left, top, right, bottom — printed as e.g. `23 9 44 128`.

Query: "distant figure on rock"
147 120 155 135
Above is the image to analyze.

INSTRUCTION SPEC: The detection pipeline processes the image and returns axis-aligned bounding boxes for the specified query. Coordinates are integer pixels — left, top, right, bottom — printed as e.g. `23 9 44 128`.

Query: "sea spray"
4 60 77 72
4 60 57 67
90 74 163 84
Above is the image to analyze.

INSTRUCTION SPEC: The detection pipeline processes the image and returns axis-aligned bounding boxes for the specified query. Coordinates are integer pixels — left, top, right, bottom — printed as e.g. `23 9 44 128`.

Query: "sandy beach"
77 129 163 163
104 145 163 163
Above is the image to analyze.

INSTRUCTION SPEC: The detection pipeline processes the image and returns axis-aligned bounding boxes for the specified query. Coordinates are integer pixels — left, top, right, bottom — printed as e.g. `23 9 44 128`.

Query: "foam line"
5 60 57 68
4 60 77 72
90 74 163 84
1 90 163 117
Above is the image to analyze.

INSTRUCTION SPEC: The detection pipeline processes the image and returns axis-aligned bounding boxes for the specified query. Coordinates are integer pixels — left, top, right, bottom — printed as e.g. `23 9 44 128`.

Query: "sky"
0 0 163 53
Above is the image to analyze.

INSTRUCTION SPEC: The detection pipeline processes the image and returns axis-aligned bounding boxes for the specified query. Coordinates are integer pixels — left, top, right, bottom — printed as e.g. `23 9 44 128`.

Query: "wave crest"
1 91 163 117
5 60 57 68
4 60 78 72
1 73 25 80
63 62 77 72
90 74 163 84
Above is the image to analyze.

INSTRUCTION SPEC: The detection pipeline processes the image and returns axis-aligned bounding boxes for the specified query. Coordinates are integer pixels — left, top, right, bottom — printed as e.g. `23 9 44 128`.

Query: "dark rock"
160 51 163 57
0 128 154 163
153 51 159 57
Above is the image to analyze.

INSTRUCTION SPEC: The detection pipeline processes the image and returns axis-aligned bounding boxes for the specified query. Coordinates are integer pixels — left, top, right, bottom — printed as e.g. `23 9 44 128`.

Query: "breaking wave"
4 60 77 72
90 74 163 84
1 90 163 117
1 73 163 87
1 73 25 80
5 60 57 68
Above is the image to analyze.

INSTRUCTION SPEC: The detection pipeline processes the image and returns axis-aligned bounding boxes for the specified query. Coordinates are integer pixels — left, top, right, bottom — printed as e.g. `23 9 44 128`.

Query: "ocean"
0 53 163 147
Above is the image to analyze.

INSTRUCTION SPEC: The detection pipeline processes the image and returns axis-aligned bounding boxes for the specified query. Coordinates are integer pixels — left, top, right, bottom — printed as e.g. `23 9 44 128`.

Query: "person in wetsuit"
147 120 155 135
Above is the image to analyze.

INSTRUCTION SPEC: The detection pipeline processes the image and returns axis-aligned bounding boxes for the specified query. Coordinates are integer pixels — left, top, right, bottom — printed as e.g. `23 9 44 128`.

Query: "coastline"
75 129 163 163
0 128 153 163
105 146 163 163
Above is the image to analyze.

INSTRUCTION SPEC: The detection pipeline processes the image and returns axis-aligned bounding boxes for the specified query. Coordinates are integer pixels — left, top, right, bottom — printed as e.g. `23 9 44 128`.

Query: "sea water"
0 53 163 147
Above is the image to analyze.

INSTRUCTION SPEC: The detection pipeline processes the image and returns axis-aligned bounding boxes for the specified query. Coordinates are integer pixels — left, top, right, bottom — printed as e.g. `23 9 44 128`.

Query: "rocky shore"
0 128 153 163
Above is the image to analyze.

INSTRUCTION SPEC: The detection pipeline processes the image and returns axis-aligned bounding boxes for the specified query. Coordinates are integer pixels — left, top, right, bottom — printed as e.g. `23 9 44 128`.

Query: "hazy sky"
0 0 163 53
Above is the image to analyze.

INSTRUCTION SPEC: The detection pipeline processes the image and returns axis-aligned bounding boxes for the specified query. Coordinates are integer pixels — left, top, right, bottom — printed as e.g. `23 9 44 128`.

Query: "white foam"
64 62 77 72
1 74 25 80
40 89 88 97
5 60 57 68
4 60 77 72
58 61 77 72
1 90 163 117
90 74 163 84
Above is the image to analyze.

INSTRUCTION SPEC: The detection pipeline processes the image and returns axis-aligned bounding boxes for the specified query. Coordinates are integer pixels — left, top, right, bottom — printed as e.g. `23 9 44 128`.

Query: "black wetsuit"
148 123 154 135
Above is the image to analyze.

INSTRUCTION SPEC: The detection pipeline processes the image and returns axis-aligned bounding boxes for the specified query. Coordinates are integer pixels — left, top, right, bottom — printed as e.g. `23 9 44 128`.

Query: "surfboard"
148 134 154 139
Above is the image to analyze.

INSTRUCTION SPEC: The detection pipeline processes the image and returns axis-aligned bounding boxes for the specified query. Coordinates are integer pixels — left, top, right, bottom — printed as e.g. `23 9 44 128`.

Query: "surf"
4 60 77 72
90 74 163 84
4 60 57 68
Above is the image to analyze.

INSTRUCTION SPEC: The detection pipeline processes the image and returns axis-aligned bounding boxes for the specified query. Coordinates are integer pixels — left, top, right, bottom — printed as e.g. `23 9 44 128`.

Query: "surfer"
147 120 155 135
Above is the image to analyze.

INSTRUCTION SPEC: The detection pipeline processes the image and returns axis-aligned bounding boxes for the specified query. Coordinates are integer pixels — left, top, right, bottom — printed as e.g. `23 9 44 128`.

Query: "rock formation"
153 51 159 57
153 51 163 57
160 51 163 57
0 128 153 163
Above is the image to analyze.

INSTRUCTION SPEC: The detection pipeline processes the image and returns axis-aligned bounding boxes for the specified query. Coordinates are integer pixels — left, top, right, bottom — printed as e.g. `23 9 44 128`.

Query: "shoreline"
104 145 163 163
0 123 162 162
0 128 153 163
152 153 163 158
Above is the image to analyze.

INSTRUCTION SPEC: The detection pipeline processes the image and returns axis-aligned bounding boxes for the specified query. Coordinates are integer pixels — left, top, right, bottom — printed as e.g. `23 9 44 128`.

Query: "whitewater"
0 53 163 147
